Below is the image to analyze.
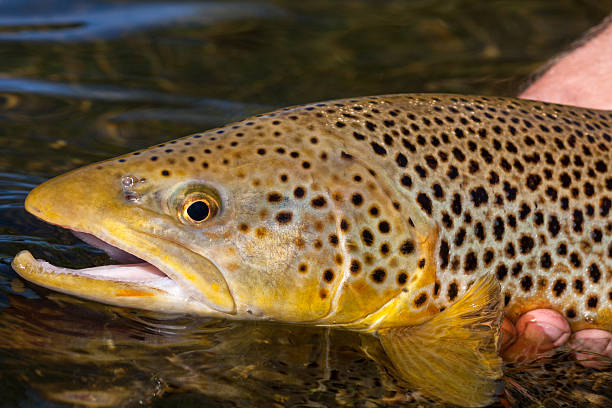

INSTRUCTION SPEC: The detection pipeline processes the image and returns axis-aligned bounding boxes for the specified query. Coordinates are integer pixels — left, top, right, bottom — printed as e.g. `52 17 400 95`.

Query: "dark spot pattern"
123 94 612 323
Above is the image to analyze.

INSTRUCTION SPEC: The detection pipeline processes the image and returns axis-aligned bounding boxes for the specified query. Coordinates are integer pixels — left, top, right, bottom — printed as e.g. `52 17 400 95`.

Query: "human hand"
506 16 612 368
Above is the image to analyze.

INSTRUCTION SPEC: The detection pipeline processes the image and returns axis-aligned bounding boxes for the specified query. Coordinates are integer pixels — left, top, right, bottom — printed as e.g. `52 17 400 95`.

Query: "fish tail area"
377 275 504 407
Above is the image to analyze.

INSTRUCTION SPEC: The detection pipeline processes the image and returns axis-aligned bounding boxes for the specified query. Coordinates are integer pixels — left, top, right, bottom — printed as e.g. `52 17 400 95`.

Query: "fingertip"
502 309 571 363
515 309 570 348
570 329 612 369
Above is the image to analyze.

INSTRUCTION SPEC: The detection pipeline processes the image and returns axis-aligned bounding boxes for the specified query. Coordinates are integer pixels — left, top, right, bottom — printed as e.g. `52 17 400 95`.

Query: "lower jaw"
12 226 187 309
11 249 224 316
14 225 236 316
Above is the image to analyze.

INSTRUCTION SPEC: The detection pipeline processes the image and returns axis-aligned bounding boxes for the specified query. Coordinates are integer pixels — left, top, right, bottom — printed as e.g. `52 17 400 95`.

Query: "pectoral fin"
377 275 503 407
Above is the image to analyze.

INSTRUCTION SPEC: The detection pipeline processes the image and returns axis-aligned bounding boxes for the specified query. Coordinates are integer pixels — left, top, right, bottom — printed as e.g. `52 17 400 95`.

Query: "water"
1 0 611 406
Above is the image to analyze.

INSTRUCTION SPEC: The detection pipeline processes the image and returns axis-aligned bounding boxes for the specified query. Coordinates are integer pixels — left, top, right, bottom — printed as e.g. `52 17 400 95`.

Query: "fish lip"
108 225 236 314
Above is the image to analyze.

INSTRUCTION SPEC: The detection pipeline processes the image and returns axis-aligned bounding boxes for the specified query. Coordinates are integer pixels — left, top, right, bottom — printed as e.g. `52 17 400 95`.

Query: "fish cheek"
230 210 334 320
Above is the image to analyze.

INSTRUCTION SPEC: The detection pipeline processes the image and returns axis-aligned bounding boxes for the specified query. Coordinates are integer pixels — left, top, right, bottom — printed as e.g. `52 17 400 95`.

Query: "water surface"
1 1 611 406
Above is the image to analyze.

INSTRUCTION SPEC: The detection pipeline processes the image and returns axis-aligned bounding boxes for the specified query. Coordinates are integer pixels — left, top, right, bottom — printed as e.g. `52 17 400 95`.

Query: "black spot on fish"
267 193 282 203
552 280 566 297
414 293 427 307
397 272 408 285
371 268 386 283
350 260 361 275
417 193 433 215
311 196 327 208
361 229 374 246
470 187 488 207
275 211 293 224
400 240 415 255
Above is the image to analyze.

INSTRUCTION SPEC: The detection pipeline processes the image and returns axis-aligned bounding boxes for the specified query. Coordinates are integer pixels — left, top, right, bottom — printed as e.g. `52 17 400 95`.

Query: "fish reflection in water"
0 287 609 407
0 289 393 407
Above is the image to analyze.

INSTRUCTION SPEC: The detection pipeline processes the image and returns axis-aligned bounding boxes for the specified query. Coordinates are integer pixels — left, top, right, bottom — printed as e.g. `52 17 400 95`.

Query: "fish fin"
377 274 503 407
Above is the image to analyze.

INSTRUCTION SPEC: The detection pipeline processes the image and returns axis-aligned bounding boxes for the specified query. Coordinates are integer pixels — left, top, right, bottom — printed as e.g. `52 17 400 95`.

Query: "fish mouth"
14 230 170 288
12 184 236 316
12 226 235 316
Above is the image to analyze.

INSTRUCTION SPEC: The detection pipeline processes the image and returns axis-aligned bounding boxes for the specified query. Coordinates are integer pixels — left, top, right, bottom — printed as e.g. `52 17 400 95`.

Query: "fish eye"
187 200 210 221
179 193 219 225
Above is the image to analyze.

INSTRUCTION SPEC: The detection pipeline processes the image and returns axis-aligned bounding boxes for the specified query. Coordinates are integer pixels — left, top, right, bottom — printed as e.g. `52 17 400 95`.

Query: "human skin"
520 17 612 110
500 17 612 368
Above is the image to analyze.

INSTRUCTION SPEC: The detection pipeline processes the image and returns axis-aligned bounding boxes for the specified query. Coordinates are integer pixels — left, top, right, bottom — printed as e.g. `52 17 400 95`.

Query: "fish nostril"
120 175 145 202
124 192 140 202
120 175 137 189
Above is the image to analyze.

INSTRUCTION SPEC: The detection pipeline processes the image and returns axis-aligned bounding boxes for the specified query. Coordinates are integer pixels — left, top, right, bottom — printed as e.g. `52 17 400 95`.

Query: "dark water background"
1 1 611 407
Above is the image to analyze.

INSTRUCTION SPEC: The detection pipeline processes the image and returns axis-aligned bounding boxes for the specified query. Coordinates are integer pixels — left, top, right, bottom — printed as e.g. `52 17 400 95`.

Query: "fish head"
13 113 381 322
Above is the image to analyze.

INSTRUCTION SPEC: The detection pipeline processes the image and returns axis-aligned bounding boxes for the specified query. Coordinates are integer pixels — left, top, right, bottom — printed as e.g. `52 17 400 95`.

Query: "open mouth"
12 226 235 315
68 231 170 283
14 229 180 289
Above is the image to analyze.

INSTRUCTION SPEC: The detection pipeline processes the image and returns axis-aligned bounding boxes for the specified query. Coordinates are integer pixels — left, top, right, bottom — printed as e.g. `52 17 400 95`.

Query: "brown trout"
12 94 612 406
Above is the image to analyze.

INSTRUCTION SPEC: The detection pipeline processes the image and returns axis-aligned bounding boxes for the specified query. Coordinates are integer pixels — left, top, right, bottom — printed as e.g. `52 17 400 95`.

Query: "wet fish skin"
12 94 612 406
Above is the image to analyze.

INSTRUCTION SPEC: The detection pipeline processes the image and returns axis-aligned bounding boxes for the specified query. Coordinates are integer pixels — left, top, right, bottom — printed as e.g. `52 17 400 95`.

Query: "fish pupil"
187 200 210 221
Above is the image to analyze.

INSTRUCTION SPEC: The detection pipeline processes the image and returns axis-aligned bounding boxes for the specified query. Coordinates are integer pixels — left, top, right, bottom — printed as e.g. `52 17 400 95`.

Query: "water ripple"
0 75 194 104
0 1 284 42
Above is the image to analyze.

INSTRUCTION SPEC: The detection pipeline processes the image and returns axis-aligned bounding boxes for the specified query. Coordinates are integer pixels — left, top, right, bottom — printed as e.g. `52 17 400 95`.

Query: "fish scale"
11 93 612 406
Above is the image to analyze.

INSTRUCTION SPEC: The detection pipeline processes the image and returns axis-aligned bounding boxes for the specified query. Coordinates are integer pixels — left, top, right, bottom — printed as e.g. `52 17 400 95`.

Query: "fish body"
12 94 612 406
